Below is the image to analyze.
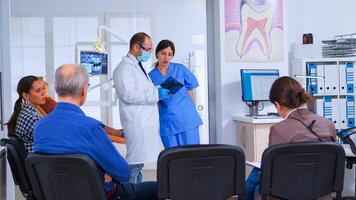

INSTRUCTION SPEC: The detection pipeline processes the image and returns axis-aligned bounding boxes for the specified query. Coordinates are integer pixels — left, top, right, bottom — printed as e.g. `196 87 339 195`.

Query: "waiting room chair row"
0 137 345 200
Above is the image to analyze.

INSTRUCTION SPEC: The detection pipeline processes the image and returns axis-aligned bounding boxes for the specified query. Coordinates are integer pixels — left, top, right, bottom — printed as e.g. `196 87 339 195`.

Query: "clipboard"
161 76 184 94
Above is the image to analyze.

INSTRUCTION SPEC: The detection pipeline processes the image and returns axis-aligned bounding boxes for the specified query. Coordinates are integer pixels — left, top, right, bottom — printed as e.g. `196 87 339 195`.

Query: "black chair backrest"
0 137 35 200
157 144 245 200
25 153 107 200
337 127 356 154
260 142 345 200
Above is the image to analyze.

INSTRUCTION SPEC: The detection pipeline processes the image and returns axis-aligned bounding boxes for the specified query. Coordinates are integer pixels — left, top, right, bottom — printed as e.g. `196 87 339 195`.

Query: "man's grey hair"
55 64 89 97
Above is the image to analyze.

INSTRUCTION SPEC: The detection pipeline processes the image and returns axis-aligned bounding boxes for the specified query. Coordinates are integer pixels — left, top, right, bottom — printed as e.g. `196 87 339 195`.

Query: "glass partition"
10 0 209 145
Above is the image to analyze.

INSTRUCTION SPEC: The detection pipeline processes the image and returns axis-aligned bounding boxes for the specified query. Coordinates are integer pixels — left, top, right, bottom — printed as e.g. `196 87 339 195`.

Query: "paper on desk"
246 161 261 169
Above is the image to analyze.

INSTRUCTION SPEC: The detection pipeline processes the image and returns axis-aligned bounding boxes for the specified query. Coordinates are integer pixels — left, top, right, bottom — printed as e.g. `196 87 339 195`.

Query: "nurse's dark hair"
155 39 175 58
6 75 38 135
269 76 312 109
129 32 150 49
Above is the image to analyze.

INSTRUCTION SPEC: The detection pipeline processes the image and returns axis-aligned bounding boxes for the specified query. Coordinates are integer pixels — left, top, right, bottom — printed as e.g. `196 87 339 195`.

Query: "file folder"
306 63 317 94
324 64 339 95
346 96 355 128
323 97 333 122
331 97 340 129
339 98 347 129
339 62 354 94
314 98 324 117
323 97 339 129
316 64 325 94
306 63 324 95
339 96 355 130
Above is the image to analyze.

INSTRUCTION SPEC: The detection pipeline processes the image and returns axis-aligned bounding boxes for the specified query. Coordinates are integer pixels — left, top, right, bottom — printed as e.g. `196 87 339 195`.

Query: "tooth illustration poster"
225 0 283 62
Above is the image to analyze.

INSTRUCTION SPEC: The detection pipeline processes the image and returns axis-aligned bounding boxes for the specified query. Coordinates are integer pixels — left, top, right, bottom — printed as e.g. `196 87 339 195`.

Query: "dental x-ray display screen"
240 69 279 102
80 51 108 74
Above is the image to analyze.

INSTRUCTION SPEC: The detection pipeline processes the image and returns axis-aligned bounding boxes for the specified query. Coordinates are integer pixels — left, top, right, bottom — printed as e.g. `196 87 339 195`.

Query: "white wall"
287 0 356 46
218 0 356 145
218 0 289 144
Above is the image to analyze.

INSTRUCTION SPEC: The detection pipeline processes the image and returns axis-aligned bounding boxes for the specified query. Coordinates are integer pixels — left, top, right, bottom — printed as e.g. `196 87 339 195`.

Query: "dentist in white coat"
113 32 169 183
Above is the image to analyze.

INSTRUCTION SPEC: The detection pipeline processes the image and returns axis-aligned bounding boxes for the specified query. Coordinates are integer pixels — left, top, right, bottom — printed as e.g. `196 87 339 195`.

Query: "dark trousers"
108 181 158 200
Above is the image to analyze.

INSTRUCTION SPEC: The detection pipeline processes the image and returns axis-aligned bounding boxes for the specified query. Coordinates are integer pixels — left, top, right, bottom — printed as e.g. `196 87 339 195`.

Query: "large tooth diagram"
225 0 283 60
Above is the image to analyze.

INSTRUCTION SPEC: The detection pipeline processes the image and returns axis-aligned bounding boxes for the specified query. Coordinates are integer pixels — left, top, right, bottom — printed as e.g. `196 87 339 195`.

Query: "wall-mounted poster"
225 0 283 62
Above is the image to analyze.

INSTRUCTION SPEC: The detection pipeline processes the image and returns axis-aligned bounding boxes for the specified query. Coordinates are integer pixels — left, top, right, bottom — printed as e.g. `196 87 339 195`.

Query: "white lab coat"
113 53 161 164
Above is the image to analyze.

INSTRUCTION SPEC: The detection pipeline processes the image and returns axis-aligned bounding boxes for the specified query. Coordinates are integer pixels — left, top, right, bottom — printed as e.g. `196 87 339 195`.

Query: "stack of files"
322 37 356 57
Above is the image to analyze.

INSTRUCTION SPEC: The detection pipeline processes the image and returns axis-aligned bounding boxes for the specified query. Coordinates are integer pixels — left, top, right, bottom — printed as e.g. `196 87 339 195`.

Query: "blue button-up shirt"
33 102 130 193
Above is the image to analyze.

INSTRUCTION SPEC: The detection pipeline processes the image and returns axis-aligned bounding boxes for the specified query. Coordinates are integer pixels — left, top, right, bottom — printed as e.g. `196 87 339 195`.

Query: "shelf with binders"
291 58 356 136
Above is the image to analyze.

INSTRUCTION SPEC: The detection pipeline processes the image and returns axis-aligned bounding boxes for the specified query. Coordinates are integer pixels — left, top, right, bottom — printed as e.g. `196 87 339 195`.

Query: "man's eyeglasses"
139 44 152 52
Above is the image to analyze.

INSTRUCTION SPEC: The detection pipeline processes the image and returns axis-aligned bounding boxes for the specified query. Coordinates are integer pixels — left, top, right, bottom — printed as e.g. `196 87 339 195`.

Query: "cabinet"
291 58 356 131
233 116 283 162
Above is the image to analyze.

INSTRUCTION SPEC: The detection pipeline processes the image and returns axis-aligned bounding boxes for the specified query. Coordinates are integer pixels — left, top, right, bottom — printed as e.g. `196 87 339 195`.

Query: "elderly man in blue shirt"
33 64 157 200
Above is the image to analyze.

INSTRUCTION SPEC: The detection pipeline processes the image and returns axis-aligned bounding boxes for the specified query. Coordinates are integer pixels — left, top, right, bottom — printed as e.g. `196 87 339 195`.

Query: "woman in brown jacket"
244 76 336 200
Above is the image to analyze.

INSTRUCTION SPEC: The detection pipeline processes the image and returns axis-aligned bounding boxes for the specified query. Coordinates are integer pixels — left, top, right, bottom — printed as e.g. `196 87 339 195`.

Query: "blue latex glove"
158 87 171 100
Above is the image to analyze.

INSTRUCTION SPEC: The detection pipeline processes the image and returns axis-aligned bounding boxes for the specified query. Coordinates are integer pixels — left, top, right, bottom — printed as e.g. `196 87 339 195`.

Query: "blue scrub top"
149 62 202 136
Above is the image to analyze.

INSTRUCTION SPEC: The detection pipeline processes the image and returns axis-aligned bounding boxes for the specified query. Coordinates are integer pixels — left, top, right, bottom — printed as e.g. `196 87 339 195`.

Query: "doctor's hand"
158 87 171 100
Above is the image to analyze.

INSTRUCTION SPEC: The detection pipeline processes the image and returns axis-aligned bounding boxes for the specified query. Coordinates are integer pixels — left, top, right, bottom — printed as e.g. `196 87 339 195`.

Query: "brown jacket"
269 108 336 146
261 108 336 200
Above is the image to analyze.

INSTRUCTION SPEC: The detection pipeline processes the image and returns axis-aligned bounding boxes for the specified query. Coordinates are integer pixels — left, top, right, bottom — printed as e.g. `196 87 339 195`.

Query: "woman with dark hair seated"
244 76 336 200
6 76 46 153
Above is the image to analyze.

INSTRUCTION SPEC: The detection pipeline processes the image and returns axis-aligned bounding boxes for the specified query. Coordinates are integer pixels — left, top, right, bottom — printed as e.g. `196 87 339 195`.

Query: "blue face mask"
138 50 151 62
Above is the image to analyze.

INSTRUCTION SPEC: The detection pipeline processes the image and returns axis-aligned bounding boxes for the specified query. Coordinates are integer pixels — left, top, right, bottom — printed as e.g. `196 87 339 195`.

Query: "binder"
306 63 317 94
346 96 355 128
323 97 339 129
316 64 325 94
324 64 339 95
339 96 355 130
323 97 332 122
339 98 347 129
346 63 355 93
331 97 340 129
339 62 354 94
314 98 324 117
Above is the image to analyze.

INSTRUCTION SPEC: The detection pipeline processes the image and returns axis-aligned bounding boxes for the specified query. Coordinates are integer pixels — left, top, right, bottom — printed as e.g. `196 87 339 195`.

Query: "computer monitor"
240 69 279 102
80 51 108 75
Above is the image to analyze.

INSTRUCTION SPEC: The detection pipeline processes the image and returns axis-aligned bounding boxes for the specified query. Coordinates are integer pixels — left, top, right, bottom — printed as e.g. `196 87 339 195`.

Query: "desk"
232 115 283 162
0 147 6 200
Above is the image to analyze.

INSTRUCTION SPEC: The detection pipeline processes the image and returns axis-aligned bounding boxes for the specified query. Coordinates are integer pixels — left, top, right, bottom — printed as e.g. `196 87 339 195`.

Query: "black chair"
0 136 36 200
25 153 107 200
337 127 356 155
259 142 345 200
157 144 245 200
337 127 356 198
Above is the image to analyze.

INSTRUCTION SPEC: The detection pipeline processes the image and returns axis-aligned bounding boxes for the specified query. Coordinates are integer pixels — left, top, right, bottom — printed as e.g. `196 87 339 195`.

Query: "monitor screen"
80 51 108 75
240 69 279 102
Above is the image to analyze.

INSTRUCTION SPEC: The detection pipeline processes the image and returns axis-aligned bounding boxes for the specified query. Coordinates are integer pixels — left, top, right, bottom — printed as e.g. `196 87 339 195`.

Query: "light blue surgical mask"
138 50 151 62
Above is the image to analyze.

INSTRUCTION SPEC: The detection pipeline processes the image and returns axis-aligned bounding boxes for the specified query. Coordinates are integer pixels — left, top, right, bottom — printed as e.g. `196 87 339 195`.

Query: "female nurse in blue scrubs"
148 39 202 148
